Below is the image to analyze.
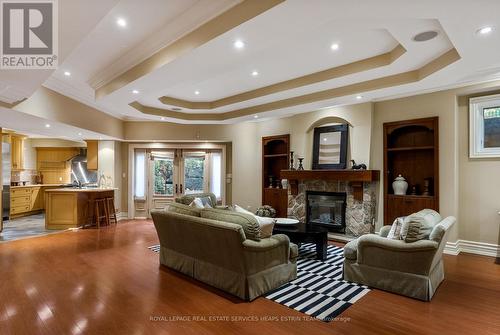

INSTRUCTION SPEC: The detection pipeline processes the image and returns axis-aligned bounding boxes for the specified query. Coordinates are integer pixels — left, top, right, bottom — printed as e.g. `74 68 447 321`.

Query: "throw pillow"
167 202 202 217
233 204 275 238
401 210 440 243
189 197 213 209
387 216 405 239
201 208 261 241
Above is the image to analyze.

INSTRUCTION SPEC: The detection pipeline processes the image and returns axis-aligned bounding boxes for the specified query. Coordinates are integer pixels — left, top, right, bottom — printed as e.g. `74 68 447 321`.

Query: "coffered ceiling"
4 0 500 126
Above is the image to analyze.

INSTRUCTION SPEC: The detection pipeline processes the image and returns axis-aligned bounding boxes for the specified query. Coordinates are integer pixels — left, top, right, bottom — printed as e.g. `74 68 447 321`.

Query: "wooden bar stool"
105 197 118 225
83 199 95 229
94 198 109 228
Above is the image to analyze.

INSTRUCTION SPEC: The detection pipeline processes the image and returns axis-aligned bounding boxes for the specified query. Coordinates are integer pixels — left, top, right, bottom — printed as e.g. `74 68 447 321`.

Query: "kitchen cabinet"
10 135 24 170
10 185 61 218
86 140 98 170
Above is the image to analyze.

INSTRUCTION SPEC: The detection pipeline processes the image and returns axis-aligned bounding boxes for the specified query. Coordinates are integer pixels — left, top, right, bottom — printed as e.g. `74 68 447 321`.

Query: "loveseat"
151 201 298 301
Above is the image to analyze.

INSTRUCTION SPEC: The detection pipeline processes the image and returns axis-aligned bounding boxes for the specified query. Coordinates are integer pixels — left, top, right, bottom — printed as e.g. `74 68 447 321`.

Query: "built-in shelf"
263 153 288 158
387 194 435 199
387 146 434 152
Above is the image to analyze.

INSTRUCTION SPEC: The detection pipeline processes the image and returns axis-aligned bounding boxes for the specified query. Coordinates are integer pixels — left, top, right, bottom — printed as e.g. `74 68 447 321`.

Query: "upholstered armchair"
343 214 456 301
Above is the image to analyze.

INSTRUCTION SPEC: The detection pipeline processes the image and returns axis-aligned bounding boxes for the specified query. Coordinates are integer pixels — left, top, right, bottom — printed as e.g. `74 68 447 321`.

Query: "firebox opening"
306 191 347 233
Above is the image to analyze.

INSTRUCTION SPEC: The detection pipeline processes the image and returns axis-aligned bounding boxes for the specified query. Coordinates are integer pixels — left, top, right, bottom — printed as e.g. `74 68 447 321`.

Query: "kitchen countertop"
10 184 68 189
44 188 118 193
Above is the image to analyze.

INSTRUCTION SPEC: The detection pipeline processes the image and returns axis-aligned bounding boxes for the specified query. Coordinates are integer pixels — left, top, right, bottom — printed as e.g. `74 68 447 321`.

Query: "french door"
144 149 220 216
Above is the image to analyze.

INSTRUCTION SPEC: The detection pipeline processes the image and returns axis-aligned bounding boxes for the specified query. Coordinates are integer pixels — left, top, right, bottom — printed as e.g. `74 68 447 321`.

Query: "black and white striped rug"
264 243 370 322
148 243 369 322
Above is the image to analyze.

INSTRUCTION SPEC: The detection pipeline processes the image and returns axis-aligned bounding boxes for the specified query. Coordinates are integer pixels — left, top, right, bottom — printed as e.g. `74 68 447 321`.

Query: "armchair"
343 215 456 301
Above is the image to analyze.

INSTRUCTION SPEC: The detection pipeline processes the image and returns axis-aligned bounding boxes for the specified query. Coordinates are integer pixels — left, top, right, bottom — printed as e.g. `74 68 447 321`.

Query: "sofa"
151 200 298 301
343 210 456 301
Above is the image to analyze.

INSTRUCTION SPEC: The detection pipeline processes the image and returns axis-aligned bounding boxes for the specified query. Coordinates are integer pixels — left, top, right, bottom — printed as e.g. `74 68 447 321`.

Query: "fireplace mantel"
281 169 380 201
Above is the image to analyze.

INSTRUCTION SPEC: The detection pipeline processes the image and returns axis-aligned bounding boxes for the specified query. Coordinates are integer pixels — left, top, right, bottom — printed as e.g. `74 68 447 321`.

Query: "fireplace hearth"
306 191 346 233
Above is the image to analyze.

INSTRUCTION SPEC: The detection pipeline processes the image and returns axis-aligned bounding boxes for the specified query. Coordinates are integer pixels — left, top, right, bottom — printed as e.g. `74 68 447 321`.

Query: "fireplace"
306 191 347 233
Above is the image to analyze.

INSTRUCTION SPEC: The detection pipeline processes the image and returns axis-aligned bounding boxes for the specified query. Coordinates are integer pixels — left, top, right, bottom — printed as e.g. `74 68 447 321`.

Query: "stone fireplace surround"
287 179 377 237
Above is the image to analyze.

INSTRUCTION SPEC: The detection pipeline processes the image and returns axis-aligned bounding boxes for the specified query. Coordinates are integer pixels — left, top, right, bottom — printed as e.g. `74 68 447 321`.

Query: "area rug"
148 243 370 322
264 243 370 322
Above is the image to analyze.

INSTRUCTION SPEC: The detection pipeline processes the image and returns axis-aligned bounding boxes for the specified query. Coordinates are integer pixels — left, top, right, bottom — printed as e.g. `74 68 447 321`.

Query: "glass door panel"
153 156 174 196
182 155 205 195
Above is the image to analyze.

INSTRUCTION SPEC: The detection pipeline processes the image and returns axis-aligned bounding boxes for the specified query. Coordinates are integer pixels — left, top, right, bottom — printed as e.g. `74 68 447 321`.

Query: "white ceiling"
2 0 500 130
0 0 120 104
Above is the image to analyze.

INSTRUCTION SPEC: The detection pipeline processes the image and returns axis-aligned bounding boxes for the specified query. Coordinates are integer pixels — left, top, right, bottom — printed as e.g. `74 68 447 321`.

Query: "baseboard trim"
445 239 499 257
117 212 128 221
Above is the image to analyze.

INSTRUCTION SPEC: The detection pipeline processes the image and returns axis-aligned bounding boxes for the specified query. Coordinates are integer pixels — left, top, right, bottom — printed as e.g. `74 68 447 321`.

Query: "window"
134 150 145 198
209 151 222 200
470 94 500 158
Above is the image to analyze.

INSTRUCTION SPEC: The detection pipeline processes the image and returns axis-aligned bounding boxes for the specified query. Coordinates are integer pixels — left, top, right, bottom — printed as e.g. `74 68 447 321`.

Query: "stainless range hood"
70 148 97 185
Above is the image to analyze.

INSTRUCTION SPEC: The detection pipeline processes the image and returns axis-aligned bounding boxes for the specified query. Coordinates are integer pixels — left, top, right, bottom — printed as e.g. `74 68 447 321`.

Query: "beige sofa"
343 211 456 301
151 202 298 301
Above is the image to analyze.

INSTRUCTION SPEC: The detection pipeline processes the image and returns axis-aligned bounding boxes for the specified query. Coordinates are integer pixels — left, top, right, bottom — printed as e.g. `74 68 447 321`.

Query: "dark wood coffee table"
273 222 328 261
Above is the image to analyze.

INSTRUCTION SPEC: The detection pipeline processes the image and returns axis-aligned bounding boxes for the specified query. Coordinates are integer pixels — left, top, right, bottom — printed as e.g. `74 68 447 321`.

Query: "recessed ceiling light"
323 138 327 142
78 132 82 136
45 124 51 128
356 95 363 100
64 71 71 76
413 30 439 42
254 115 259 119
171 107 182 111
132 89 139 94
116 18 127 27
251 70 259 76
194 90 200 95
477 26 493 35
330 43 339 51
233 40 245 49
160 117 165 120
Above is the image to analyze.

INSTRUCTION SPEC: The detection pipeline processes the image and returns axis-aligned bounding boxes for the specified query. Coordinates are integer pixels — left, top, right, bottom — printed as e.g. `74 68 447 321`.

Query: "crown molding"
159 44 406 109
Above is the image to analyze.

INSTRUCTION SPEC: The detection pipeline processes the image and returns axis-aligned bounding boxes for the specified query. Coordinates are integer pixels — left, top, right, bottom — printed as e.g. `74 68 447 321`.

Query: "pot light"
330 43 339 51
45 124 51 128
64 71 71 76
132 89 139 94
356 95 363 100
78 132 82 136
254 115 259 119
194 90 200 95
233 40 245 49
160 117 165 120
477 26 493 35
251 70 259 76
116 18 127 27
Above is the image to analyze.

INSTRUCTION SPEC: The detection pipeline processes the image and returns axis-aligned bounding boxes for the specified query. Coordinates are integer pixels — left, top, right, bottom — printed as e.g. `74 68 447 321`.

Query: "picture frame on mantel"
312 124 348 170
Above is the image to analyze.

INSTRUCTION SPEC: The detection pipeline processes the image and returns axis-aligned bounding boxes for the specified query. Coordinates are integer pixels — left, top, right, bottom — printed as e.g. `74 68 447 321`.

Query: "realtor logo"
1 0 58 69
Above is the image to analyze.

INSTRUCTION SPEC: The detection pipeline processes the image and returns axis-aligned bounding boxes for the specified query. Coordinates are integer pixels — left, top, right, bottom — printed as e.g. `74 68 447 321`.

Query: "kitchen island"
44 188 117 229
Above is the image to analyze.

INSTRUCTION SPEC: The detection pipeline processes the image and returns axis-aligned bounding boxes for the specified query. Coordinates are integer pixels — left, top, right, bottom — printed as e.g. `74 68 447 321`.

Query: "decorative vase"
290 151 295 170
281 179 288 189
392 175 408 195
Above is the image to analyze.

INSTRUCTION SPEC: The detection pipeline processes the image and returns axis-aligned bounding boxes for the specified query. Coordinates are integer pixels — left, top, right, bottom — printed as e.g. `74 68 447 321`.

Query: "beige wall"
372 91 459 241
457 93 500 245
124 102 373 212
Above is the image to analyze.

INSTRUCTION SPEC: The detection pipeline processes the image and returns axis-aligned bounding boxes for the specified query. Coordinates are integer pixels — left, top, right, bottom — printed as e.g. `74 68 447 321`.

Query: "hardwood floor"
0 220 498 335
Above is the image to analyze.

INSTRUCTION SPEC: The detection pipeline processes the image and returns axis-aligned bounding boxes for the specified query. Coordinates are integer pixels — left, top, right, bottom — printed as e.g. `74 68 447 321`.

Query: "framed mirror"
312 124 348 169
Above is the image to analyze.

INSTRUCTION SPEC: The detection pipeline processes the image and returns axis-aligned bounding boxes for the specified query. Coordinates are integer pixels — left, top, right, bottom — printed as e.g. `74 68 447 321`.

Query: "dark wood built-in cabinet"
383 117 439 224
262 134 290 217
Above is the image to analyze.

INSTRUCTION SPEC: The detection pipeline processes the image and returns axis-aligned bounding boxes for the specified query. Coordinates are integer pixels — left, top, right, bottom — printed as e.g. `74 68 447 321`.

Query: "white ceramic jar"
392 174 408 195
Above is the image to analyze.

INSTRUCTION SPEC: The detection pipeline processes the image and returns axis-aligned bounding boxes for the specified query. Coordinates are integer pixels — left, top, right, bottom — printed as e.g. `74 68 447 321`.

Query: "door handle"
180 184 183 194
175 184 178 194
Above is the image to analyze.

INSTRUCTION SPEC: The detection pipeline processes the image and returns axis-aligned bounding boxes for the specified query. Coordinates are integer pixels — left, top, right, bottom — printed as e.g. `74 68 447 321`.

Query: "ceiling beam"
94 0 285 99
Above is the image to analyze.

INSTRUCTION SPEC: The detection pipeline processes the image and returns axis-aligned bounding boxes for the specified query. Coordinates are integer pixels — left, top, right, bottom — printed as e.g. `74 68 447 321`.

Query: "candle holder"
290 151 295 170
297 158 304 170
